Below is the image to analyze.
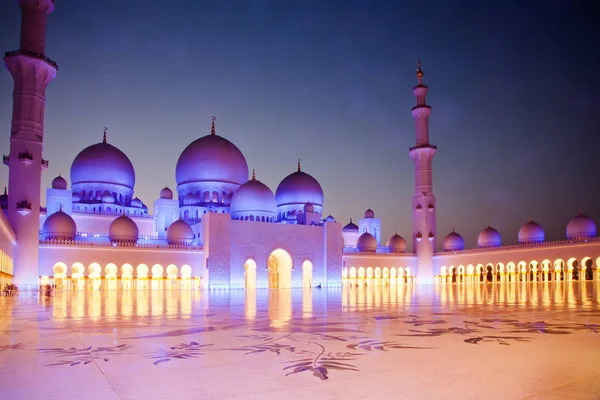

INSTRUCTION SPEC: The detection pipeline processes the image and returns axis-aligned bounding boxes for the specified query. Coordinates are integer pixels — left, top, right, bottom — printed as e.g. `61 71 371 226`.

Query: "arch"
581 257 594 280
105 263 118 277
405 267 411 277
554 259 564 270
166 264 178 278
440 266 448 276
596 257 600 268
496 263 505 273
466 264 475 275
366 267 374 278
52 262 67 277
541 260 551 271
151 264 164 278
88 262 101 277
137 264 149 278
517 261 527 272
244 259 257 289
349 267 357 278
374 267 381 278
476 264 484 273
268 249 293 289
567 257 578 270
397 267 404 277
121 263 134 277
357 267 366 278
506 262 516 273
181 264 192 278
302 260 313 288
458 265 465 274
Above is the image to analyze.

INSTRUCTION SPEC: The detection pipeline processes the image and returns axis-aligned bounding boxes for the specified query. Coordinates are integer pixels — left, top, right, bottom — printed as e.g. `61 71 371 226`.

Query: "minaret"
3 0 57 288
409 60 436 284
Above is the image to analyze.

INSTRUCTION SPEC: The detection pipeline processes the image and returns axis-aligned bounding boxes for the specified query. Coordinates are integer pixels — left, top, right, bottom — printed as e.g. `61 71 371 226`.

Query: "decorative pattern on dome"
42 210 76 240
566 212 596 239
477 225 501 248
443 229 464 251
230 174 276 221
386 233 406 253
166 219 194 245
357 232 377 252
518 219 545 244
108 215 138 243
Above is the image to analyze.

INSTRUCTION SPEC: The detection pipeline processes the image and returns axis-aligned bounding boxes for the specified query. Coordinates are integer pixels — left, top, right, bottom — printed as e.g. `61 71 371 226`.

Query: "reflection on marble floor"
1 282 600 399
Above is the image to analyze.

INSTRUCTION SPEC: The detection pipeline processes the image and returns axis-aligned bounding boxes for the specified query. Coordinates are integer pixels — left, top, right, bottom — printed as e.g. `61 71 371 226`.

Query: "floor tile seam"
61 308 125 400
517 372 600 400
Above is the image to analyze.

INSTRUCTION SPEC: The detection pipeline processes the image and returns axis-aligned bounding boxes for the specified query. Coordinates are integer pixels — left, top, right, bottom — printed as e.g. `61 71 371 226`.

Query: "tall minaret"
3 0 57 288
409 60 436 284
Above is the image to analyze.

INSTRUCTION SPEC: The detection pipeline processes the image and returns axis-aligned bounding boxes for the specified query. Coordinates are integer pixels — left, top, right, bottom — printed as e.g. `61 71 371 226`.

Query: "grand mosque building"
1 1 599 291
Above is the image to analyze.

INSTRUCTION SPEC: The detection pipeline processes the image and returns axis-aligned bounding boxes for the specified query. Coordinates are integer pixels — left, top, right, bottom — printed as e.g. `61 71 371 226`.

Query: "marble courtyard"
1 283 599 400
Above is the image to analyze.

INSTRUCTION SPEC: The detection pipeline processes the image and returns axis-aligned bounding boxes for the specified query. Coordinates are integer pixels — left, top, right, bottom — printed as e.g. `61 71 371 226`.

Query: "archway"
151 264 164 290
71 262 85 290
540 260 551 281
244 259 257 289
567 257 578 280
166 264 178 289
581 257 594 280
268 249 292 289
366 267 374 286
88 263 102 290
302 260 313 288
53 262 67 290
181 264 192 289
105 263 118 290
121 263 133 290
137 264 149 290
554 259 565 281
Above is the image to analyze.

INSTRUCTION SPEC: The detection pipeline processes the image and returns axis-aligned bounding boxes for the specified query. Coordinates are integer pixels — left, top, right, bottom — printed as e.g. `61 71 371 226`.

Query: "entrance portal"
268 249 292 289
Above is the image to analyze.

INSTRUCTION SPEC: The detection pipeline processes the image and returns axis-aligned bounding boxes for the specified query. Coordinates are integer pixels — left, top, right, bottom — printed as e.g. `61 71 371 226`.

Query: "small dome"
230 178 277 216
276 167 324 208
443 230 465 251
325 215 335 222
160 186 173 200
70 139 135 190
72 191 81 202
101 191 115 204
343 218 359 231
477 226 501 248
131 197 143 208
567 213 597 239
108 215 138 243
183 192 196 206
42 210 76 240
166 219 194 245
386 233 406 253
357 232 377 252
51 175 67 190
364 208 375 219
518 219 545 243
303 202 315 213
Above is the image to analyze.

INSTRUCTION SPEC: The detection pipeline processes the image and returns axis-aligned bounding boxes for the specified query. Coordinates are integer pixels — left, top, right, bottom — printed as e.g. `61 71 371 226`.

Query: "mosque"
1 1 599 291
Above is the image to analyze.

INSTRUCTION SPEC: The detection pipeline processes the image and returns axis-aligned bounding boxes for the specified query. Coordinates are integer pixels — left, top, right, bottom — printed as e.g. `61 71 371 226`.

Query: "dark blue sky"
1 0 598 249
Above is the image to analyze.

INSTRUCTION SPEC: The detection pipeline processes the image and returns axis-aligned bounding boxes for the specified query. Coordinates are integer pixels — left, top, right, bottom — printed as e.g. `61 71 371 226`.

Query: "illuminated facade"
1 2 598 291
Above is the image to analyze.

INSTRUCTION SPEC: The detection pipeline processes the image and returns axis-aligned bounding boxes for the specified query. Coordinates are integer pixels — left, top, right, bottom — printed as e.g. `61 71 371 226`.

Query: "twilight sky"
0 0 599 250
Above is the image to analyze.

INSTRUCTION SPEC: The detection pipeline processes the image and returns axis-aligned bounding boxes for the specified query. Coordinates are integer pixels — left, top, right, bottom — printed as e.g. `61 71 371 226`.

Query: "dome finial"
59 204 62 211
297 158 301 172
211 116 216 135
416 59 424 83
252 169 256 180
3 187 6 195
103 126 107 143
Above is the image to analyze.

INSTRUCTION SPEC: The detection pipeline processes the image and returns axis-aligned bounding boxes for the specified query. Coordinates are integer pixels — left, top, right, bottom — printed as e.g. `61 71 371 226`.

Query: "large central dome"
71 136 135 189
176 121 248 186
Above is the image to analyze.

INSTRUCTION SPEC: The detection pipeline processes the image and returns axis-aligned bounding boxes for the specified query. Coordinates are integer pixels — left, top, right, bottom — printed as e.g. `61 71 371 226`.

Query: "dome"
42 210 76 240
276 166 324 208
518 219 545 243
325 215 335 222
230 177 276 215
131 197 143 208
160 186 173 200
166 219 194 245
386 233 406 253
183 192 196 206
101 191 115 204
343 218 358 231
51 175 67 190
443 230 465 251
364 208 375 219
357 232 377 252
303 202 315 213
175 121 248 187
478 226 502 248
566 213 597 239
108 215 138 243
70 138 135 190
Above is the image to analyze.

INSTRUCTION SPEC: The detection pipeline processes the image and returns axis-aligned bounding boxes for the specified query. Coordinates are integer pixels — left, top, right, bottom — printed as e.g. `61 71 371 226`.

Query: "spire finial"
252 169 256 180
452 225 455 232
59 204 63 212
350 218 353 223
3 187 6 195
416 59 424 83
579 208 583 215
103 126 107 143
211 116 216 135
297 158 301 172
